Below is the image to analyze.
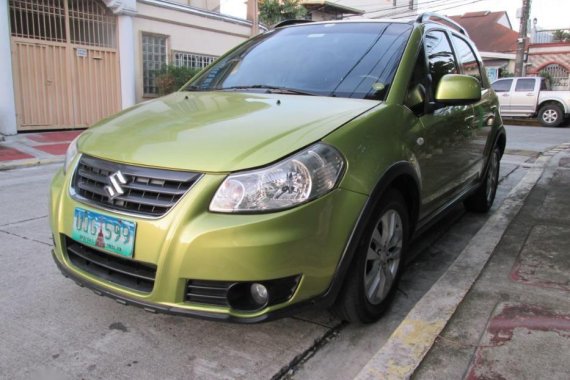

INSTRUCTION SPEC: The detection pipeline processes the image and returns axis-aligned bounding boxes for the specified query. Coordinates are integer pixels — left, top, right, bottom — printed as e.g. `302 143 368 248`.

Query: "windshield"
185 22 412 100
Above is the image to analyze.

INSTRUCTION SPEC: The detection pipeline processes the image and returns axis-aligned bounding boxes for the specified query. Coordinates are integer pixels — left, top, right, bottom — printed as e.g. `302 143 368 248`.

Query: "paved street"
0 125 569 379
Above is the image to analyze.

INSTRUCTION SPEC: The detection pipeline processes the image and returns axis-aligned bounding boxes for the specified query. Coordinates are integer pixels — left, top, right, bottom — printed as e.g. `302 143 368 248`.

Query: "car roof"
275 14 468 38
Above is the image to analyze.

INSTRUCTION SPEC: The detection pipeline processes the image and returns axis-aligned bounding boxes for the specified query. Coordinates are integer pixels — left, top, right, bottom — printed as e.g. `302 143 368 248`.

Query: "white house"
0 0 256 136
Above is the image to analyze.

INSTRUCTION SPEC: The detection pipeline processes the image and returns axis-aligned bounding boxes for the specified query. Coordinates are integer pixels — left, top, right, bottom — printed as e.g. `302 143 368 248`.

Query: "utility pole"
515 0 531 76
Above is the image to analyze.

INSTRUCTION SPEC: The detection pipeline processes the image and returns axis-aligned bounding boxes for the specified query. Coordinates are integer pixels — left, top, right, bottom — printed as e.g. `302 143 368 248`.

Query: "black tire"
464 146 500 213
332 189 409 323
538 103 564 127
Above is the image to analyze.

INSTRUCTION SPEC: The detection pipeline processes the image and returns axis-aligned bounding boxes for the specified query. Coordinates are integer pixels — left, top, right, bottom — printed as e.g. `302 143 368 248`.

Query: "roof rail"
274 19 313 28
416 12 469 37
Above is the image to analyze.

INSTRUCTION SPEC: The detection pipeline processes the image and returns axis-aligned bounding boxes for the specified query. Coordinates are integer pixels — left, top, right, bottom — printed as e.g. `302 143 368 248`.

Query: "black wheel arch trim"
492 126 507 158
318 161 421 307
487 126 506 178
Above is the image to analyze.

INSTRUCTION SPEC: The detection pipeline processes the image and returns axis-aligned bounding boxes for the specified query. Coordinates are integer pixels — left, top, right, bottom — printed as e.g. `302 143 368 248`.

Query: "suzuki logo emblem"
104 171 127 200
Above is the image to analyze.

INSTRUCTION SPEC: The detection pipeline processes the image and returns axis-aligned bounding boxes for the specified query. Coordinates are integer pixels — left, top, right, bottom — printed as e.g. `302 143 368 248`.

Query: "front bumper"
49 163 367 321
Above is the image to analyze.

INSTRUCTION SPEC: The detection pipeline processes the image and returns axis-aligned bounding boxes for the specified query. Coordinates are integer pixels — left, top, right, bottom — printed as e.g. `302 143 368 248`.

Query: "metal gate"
9 0 121 131
541 64 570 91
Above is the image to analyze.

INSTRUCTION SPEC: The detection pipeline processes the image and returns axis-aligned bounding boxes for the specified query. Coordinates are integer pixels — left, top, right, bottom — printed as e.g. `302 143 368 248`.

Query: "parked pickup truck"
491 77 570 127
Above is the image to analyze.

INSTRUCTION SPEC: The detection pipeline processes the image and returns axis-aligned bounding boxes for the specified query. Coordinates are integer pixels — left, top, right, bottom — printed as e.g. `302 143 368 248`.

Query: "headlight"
63 136 80 174
210 143 345 213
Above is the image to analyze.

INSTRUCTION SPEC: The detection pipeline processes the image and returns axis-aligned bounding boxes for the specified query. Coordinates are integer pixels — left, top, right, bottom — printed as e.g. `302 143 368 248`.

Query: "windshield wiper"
218 85 317 96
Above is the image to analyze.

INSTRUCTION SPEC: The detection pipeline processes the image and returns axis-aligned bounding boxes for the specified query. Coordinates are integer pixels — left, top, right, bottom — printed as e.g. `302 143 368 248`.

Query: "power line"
341 0 486 19
361 0 454 16
370 0 486 19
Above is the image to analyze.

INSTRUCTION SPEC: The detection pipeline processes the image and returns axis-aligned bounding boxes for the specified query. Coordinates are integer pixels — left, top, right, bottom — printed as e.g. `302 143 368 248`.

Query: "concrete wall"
527 44 570 73
133 1 251 101
167 0 221 12
0 0 17 136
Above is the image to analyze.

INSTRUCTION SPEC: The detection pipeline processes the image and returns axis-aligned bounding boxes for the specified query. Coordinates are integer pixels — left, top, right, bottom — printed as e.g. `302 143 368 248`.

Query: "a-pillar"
0 1 17 136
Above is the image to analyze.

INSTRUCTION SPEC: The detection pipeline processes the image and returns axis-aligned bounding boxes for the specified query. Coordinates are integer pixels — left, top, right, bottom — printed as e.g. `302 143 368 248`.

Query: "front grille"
185 280 234 307
71 155 201 217
65 236 157 293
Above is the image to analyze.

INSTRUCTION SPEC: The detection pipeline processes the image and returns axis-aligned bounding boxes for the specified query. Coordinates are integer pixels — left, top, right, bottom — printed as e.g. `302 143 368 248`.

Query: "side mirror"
435 74 481 105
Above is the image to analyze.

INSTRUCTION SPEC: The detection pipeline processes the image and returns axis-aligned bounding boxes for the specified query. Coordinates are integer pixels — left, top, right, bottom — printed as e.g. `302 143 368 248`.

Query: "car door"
491 78 514 115
407 30 474 219
511 78 539 115
450 34 494 185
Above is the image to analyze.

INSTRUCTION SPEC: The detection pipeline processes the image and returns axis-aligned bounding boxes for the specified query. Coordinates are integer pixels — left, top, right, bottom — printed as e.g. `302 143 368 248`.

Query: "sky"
220 0 570 30
422 0 570 30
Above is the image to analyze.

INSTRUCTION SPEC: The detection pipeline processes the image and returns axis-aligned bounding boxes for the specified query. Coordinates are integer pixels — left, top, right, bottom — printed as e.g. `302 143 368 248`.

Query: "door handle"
502 94 509 97
526 93 534 96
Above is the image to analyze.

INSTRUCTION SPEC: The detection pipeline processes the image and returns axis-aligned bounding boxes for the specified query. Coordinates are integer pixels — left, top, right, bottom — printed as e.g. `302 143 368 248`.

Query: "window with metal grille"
173 51 217 70
69 0 116 48
142 33 168 95
9 0 116 47
9 0 66 42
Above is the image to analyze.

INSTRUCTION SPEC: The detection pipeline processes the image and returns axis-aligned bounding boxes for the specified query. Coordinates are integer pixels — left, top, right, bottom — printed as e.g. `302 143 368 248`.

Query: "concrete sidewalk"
415 145 570 379
355 144 570 380
0 130 82 170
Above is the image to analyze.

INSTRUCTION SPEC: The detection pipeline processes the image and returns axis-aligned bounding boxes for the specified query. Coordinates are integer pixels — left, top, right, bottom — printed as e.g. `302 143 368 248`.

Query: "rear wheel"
333 190 409 323
538 103 564 127
464 146 500 213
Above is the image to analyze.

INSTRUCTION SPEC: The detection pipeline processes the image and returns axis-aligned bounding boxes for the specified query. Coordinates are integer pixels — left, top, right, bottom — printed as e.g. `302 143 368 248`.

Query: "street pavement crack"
0 228 51 247
290 315 339 329
271 321 347 380
0 215 48 228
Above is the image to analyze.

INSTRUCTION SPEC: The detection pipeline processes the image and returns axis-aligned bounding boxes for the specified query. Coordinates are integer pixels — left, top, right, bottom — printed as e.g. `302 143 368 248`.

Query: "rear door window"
515 79 536 92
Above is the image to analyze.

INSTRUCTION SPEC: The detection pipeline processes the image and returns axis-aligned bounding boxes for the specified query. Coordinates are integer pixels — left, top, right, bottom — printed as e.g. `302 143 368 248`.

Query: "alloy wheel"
543 109 559 124
486 150 499 204
364 209 403 305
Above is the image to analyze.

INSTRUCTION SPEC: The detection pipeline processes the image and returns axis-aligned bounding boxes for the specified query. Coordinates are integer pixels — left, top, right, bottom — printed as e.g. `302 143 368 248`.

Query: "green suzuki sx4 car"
50 14 506 323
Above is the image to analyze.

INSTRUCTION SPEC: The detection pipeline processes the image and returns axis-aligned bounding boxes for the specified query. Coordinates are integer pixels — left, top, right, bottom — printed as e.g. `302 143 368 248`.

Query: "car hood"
78 91 379 172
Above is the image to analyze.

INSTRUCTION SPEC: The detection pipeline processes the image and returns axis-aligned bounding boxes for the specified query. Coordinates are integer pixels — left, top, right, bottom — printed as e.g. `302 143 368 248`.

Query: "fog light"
250 283 268 306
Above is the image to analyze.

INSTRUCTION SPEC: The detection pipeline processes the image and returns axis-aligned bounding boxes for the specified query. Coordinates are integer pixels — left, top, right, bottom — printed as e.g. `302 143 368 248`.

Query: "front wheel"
464 146 500 213
333 190 409 323
538 104 564 127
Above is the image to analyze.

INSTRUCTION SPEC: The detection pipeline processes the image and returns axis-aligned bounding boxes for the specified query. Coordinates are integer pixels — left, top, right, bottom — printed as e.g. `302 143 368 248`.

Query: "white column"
118 14 136 109
103 0 137 109
0 1 17 136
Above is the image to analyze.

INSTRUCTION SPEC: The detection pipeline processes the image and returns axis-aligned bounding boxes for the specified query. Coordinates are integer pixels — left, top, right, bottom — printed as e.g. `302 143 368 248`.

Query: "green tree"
259 0 307 27
552 29 570 42
499 68 514 78
155 65 201 95
539 70 553 89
